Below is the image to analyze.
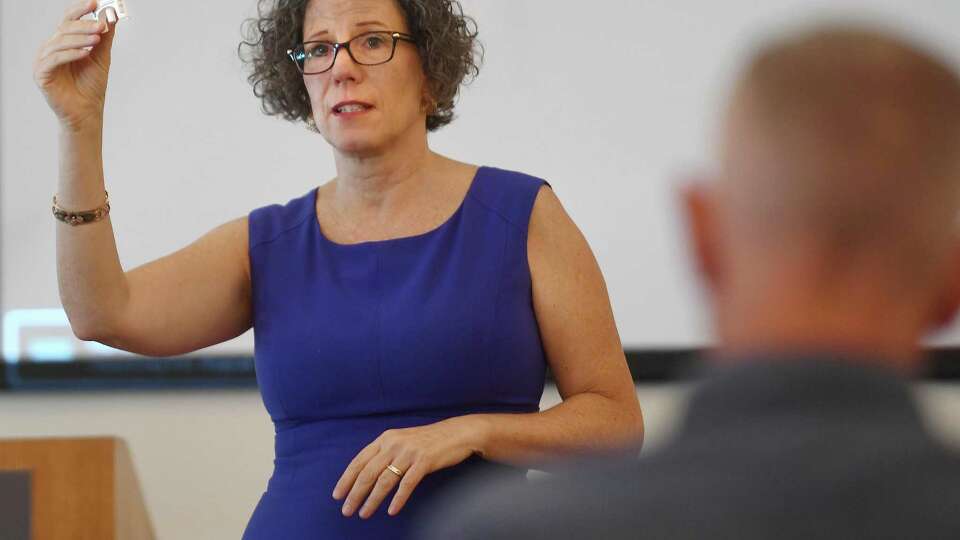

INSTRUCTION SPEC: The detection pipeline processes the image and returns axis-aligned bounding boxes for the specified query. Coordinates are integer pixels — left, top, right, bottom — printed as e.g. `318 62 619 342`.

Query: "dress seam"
249 205 314 252
374 245 387 402
466 191 527 232
488 228 510 396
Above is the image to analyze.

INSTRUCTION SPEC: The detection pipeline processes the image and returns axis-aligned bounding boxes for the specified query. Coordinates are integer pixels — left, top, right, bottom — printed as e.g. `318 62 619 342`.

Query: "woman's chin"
332 136 384 157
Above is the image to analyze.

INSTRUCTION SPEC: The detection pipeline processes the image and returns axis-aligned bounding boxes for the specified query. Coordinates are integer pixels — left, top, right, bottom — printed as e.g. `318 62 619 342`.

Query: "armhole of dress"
523 180 549 289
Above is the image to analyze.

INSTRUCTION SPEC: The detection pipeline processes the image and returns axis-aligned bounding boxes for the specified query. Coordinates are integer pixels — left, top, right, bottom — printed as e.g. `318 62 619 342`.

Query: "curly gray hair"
239 0 482 131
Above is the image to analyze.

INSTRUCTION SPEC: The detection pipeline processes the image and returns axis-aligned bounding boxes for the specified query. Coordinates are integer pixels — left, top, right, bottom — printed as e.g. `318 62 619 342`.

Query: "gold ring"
386 464 404 478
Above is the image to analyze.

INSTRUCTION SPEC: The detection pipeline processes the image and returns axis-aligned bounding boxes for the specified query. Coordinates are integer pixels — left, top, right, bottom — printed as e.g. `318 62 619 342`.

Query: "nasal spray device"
91 0 129 25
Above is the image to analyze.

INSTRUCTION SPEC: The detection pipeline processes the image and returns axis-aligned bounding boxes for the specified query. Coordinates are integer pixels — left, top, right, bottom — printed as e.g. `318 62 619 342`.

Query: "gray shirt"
422 358 960 540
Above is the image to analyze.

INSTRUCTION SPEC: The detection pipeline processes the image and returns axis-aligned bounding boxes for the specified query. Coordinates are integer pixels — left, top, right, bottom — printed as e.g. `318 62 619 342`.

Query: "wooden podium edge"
113 438 156 540
0 437 155 540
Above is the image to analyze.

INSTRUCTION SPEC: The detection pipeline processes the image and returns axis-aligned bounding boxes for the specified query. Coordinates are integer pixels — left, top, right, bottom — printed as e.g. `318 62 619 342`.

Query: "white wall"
5 3 960 536
7 1 960 356
1 384 958 540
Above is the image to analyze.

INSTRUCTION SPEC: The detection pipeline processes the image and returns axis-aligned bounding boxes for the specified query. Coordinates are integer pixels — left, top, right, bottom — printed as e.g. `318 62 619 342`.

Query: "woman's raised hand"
34 0 117 131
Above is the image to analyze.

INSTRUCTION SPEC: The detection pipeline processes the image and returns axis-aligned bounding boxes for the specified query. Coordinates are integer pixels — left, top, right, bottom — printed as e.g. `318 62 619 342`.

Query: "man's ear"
930 240 960 331
680 180 723 294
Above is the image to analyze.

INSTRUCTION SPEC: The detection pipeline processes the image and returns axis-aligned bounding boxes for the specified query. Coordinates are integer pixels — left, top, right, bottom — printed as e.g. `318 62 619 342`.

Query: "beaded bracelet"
52 192 111 226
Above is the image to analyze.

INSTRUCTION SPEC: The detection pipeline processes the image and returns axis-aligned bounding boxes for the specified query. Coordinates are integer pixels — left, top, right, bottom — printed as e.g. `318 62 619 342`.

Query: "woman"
33 0 644 537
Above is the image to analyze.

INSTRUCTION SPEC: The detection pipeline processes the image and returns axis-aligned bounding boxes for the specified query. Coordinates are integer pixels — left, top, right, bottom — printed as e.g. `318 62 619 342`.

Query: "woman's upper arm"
103 217 253 357
527 186 639 406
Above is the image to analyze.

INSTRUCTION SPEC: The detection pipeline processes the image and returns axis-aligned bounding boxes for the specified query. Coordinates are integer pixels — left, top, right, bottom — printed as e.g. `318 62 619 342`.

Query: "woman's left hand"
333 415 487 518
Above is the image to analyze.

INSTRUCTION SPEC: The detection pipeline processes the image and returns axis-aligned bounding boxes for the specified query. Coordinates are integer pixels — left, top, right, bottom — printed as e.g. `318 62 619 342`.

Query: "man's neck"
715 269 926 373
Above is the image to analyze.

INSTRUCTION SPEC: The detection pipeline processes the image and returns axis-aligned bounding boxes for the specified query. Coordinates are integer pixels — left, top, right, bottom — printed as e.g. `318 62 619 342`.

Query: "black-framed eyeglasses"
287 31 417 75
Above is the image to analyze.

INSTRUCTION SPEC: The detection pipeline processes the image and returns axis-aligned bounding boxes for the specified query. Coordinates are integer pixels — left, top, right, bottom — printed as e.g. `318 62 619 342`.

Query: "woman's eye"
308 44 332 57
364 36 386 49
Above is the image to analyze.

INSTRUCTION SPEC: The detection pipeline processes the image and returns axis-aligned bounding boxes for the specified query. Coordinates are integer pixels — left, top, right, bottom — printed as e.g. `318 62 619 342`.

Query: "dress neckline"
313 166 485 248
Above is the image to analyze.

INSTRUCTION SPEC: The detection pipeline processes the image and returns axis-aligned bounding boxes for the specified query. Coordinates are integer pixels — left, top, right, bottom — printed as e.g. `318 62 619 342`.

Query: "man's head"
684 26 960 367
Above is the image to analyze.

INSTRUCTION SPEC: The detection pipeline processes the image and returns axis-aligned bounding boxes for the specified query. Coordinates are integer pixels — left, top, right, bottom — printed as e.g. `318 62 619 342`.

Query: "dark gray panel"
0 471 31 540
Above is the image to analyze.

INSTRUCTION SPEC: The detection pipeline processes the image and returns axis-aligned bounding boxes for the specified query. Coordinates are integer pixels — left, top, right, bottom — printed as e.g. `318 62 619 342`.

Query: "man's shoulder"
422 445 960 540
420 456 670 540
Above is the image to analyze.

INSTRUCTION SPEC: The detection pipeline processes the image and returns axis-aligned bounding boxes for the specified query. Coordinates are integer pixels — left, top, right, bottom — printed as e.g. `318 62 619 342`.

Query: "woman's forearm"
469 391 644 467
55 120 129 340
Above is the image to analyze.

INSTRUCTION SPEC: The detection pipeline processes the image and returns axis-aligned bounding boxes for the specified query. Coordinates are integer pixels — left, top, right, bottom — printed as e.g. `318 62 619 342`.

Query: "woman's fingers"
62 0 98 23
42 33 100 58
57 19 107 37
387 462 427 516
35 49 90 85
35 32 98 81
342 453 393 516
333 442 381 500
358 463 409 519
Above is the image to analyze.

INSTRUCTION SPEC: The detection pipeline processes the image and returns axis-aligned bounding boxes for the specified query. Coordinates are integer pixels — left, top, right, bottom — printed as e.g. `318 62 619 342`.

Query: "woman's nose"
331 46 361 85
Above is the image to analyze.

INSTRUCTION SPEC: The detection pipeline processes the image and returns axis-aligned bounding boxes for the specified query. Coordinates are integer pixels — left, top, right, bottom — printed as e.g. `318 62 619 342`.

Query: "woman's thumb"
91 17 118 65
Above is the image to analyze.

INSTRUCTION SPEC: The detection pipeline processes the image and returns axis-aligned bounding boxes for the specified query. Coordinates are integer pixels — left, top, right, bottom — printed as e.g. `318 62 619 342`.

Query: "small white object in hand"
94 0 129 24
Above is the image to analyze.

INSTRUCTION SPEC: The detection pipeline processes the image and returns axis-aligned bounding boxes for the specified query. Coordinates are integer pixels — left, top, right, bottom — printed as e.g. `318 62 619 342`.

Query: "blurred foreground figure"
424 25 960 540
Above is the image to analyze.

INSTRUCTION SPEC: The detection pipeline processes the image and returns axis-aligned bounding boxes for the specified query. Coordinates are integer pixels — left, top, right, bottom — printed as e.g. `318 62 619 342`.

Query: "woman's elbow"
66 312 129 352
611 394 645 448
68 315 111 343
624 404 645 447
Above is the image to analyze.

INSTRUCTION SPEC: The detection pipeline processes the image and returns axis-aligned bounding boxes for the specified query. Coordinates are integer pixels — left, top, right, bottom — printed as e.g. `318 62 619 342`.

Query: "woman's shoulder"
248 188 317 249
477 165 549 190
470 165 551 230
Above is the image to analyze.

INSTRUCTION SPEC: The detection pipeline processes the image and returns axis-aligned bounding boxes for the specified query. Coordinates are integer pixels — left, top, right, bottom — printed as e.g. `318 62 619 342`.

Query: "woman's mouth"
332 102 374 116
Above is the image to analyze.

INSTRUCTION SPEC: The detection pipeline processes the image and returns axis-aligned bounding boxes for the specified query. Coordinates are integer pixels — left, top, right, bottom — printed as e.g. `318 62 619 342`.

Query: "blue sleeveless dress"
242 167 548 539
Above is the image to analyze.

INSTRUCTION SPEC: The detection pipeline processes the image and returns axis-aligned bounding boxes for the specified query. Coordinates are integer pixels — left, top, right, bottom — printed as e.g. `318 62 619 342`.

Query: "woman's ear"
420 87 438 115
